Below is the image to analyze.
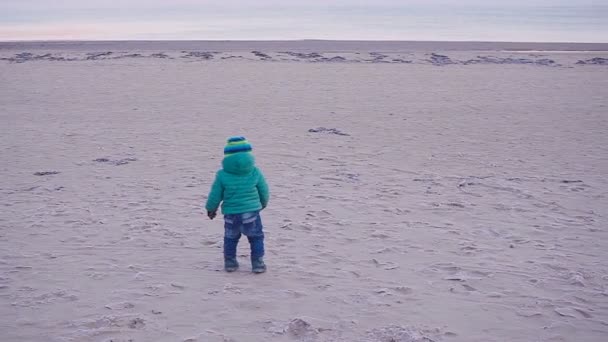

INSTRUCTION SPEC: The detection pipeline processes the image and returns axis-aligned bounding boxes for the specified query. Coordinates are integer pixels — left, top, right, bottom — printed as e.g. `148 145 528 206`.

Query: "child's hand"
207 210 217 220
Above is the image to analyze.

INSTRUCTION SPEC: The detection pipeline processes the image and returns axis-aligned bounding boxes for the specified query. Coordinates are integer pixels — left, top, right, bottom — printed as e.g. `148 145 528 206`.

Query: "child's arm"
205 172 223 218
256 169 270 209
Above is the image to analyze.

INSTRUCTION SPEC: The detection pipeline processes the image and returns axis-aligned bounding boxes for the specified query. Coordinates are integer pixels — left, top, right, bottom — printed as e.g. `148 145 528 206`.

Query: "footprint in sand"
554 307 593 319
171 283 186 290
461 284 477 292
128 317 145 329
394 286 414 295
133 272 150 281
365 325 439 342
267 318 319 341
86 271 108 280
371 259 400 270
370 231 391 239
374 286 414 297
276 237 296 244
105 302 135 310
223 284 242 294
372 247 398 254
13 290 79 307
516 310 543 318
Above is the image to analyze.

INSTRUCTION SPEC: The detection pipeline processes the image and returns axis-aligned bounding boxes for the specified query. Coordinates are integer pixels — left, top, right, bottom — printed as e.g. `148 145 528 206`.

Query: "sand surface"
1 41 607 342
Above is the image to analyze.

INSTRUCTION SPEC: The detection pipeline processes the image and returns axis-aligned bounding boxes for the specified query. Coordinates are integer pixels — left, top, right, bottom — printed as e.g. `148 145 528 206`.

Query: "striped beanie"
224 136 253 155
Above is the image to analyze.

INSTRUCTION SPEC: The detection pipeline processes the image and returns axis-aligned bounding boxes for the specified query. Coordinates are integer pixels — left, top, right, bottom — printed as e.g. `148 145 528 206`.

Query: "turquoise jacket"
205 153 269 215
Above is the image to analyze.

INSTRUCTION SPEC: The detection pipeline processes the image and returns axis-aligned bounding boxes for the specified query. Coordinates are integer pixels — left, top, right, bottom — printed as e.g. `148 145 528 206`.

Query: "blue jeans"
223 211 264 260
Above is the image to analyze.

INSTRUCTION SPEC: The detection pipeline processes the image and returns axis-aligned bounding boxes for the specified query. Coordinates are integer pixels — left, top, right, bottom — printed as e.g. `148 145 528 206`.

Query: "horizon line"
2 39 608 45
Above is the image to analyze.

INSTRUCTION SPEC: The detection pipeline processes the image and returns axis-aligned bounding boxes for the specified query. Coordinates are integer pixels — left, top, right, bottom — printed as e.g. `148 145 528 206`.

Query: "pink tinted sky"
1 0 606 42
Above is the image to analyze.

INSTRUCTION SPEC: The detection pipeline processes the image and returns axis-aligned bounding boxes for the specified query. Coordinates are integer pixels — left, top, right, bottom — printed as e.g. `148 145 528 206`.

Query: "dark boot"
224 257 239 272
251 257 266 274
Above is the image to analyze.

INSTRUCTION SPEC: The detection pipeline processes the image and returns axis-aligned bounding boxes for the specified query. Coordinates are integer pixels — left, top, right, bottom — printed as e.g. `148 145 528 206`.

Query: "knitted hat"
224 136 252 155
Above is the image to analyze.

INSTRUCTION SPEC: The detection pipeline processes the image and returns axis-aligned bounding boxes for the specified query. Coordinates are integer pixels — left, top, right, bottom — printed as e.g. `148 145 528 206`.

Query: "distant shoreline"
2 40 608 52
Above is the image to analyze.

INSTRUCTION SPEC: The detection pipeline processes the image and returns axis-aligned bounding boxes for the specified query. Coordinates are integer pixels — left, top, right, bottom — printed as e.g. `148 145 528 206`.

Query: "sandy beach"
1 41 607 342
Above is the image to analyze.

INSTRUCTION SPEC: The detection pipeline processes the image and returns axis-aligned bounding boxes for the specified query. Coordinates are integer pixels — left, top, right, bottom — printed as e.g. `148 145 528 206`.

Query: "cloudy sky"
0 0 606 42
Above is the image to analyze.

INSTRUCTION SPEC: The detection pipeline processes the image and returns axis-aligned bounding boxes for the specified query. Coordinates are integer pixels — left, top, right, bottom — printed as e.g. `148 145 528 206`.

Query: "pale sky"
1 0 606 42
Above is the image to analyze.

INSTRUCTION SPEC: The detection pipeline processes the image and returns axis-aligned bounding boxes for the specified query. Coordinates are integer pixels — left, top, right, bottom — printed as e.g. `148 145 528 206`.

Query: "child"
205 136 269 273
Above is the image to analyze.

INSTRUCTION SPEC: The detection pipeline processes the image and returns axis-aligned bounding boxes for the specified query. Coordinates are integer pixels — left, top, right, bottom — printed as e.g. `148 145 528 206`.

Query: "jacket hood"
222 152 255 175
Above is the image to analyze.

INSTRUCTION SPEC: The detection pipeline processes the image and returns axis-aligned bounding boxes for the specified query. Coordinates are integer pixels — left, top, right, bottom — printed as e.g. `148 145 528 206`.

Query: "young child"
205 136 269 273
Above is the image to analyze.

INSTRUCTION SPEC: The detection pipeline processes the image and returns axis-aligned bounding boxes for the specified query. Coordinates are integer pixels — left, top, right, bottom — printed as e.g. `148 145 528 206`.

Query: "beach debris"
317 56 348 62
6 52 34 63
369 52 390 63
182 51 216 59
280 51 323 59
118 53 144 59
252 51 272 60
576 57 608 65
392 58 413 63
4 51 173 62
2 49 601 68
325 56 348 62
308 127 350 136
1 52 72 63
34 171 60 176
463 56 557 66
86 52 113 60
93 157 137 166
427 53 456 66
277 51 351 63
113 158 137 166
150 53 170 59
